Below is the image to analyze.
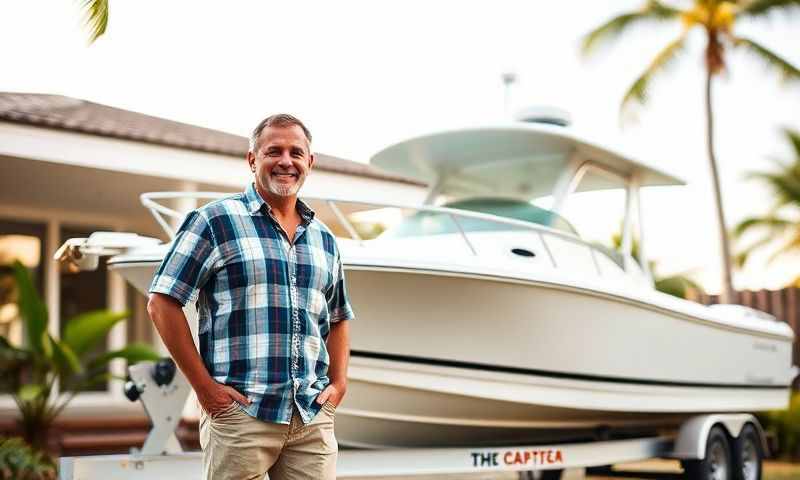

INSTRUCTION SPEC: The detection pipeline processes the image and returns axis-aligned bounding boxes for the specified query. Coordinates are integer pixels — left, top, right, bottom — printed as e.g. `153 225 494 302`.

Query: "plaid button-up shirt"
149 183 354 424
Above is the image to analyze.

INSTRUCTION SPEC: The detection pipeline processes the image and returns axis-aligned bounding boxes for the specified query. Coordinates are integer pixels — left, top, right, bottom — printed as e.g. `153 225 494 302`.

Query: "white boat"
56 113 796 449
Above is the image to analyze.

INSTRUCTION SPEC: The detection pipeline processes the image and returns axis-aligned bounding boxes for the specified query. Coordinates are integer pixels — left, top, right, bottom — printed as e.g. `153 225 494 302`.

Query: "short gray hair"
249 114 312 151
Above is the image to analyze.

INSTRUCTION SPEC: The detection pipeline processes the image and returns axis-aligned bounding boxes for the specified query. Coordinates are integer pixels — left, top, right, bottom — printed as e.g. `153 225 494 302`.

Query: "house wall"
0 124 427 422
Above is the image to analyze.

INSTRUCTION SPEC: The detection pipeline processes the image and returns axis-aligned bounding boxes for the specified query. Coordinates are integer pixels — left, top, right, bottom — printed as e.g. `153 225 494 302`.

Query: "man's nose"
277 153 293 166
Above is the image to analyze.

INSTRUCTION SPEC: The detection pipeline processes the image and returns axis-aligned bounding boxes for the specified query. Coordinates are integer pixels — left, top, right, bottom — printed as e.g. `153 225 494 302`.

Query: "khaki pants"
199 402 338 480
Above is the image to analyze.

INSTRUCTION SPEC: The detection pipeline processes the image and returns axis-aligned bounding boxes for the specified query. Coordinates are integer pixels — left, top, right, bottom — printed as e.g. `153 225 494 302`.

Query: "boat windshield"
379 197 577 238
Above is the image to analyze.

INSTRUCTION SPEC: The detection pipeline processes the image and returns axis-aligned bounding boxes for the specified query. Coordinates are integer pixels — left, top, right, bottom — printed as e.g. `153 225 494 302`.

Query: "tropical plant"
0 260 159 452
79 0 109 44
734 129 800 267
759 390 800 459
0 437 56 480
610 231 704 298
582 0 800 303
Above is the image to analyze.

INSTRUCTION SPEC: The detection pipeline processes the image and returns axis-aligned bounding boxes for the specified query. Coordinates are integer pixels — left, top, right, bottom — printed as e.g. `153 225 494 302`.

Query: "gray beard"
266 176 302 197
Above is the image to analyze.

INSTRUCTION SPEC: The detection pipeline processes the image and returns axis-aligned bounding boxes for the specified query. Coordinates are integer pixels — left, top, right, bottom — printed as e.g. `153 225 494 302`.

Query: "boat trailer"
59 361 768 480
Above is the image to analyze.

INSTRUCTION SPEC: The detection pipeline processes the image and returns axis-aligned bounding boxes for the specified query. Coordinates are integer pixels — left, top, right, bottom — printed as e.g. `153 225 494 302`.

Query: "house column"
107 271 127 400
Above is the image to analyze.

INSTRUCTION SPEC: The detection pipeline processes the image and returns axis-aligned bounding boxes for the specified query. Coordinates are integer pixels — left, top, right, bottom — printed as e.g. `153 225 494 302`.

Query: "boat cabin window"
379 197 577 239
558 165 639 268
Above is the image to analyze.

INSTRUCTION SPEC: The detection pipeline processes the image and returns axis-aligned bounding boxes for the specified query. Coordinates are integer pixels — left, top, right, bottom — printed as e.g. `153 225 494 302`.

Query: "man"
147 114 353 480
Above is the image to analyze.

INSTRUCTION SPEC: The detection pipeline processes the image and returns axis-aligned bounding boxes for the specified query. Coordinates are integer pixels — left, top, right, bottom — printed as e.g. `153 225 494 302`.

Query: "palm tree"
734 129 800 266
582 0 800 303
79 0 109 44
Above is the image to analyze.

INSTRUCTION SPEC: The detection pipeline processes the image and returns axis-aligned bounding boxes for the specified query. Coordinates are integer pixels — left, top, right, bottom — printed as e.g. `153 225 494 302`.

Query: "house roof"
0 92 424 186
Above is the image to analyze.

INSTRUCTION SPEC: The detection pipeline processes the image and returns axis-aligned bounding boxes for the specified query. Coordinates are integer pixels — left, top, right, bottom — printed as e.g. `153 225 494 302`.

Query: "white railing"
140 192 631 273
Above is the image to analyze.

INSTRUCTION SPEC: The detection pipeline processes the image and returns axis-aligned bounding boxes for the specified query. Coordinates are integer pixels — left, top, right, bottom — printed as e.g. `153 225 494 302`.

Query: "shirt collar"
244 183 315 223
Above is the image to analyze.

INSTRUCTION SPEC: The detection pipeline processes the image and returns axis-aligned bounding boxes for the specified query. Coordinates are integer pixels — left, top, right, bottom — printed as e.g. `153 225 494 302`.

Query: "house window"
60 226 110 392
0 219 46 393
0 219 46 345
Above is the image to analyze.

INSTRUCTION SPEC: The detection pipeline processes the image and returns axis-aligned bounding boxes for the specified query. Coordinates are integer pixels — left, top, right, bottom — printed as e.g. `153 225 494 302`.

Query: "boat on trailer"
57 113 796 450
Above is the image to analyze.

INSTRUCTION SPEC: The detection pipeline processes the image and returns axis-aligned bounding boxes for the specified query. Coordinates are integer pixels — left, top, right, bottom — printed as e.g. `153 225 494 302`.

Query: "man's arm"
147 293 250 414
316 320 350 406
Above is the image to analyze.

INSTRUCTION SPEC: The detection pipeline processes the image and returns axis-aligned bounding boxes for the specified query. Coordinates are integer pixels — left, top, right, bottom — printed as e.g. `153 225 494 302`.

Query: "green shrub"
759 391 800 459
1 261 159 451
0 437 55 480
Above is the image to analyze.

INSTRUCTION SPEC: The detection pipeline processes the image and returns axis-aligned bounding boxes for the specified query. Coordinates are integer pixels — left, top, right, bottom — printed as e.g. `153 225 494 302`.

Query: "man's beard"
265 173 304 197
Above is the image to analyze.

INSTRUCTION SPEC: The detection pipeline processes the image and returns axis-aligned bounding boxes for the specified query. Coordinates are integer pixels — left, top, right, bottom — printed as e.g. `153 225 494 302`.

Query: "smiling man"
147 114 354 480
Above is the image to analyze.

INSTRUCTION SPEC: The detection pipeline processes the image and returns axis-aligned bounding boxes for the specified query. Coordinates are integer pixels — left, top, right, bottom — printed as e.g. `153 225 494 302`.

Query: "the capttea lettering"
470 449 564 468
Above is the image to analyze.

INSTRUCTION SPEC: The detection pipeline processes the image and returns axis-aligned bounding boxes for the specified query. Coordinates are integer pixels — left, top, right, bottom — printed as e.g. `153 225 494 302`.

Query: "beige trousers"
199 401 338 480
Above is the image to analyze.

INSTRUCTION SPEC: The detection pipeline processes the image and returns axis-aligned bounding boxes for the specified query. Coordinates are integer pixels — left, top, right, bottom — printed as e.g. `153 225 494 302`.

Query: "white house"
0 92 426 450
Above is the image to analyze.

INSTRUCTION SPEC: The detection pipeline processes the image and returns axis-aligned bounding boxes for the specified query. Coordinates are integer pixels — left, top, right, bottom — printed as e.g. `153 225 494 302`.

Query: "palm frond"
733 36 800 83
581 1 681 56
738 0 800 18
763 171 800 205
784 129 800 159
768 229 800 263
621 34 688 116
81 0 109 44
734 233 775 267
733 215 792 236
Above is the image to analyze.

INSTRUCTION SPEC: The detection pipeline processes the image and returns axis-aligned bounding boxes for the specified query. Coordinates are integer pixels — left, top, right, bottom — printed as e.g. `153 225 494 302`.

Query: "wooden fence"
694 288 800 365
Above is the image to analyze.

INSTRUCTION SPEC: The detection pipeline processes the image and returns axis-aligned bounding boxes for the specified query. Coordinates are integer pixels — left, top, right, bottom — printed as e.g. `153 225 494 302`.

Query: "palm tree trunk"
704 66 735 303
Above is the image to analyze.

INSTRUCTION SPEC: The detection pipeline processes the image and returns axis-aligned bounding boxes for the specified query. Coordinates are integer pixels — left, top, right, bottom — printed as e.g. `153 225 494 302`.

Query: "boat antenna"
501 72 517 119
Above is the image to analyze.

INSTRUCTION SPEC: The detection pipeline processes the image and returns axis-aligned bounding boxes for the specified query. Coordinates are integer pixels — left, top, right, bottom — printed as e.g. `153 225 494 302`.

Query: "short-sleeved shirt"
149 183 354 424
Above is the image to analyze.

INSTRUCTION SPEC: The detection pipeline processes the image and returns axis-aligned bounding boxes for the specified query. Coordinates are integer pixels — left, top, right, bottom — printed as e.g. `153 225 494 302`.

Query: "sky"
1 1 799 293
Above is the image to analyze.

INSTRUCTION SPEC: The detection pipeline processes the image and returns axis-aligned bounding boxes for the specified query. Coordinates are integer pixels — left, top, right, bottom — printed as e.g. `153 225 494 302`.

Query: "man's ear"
308 153 315 171
246 151 256 171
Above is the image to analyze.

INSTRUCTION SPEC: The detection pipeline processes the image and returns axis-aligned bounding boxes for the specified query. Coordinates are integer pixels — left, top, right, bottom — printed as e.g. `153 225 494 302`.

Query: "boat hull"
110 260 793 447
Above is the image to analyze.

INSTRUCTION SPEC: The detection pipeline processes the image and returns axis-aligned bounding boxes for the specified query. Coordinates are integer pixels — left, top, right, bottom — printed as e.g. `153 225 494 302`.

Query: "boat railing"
140 192 630 272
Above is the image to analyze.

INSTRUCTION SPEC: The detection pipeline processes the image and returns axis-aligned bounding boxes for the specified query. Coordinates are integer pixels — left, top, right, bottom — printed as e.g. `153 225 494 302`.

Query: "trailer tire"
682 425 733 480
517 470 562 480
539 470 562 480
732 424 762 480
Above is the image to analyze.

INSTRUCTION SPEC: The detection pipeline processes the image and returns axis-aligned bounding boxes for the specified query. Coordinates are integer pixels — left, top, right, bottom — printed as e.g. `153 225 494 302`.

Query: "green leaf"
581 1 681 56
733 215 791 236
768 230 800 263
17 384 44 402
62 310 129 357
51 337 84 375
784 129 800 159
733 36 800 84
89 343 160 369
655 275 703 298
0 337 31 390
621 34 688 116
11 261 48 356
738 0 800 18
40 330 53 360
81 0 109 44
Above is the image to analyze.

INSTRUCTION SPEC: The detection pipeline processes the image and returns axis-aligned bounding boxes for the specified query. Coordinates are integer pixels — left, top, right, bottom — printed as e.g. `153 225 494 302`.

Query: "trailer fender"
669 414 767 460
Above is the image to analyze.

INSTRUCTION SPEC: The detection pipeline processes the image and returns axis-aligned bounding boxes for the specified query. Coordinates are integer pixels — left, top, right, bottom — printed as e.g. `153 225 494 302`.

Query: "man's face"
248 125 314 199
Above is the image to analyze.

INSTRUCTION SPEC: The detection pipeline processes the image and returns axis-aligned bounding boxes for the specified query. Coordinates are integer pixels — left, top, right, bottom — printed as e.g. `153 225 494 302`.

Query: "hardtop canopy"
370 123 684 200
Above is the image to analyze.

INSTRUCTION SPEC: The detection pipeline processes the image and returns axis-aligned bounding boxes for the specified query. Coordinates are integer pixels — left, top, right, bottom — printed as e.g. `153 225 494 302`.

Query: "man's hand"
316 381 346 407
197 380 251 417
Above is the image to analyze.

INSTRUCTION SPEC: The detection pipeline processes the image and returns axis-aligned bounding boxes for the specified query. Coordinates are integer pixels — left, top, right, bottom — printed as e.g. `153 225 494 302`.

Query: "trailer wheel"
732 424 762 480
683 426 733 480
517 470 562 480
539 470 562 480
